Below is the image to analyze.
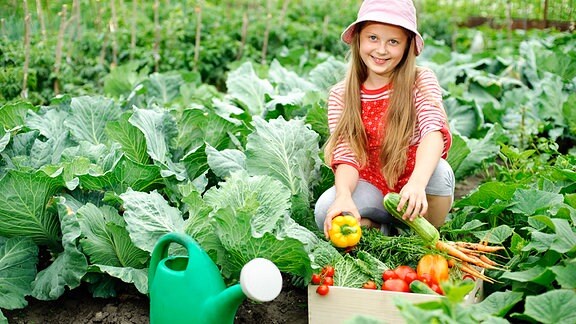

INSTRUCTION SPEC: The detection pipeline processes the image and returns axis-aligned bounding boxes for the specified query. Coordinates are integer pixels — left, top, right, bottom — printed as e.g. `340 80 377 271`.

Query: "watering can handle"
148 232 199 289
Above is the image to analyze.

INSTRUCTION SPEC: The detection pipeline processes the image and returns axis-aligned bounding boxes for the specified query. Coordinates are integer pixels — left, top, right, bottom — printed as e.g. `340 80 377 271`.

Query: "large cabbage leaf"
0 101 35 131
31 197 88 300
120 189 186 253
0 237 38 309
268 59 319 94
209 189 311 280
105 113 150 164
226 61 274 116
245 116 322 205
78 154 164 194
95 266 148 295
64 96 121 145
307 56 347 92
204 171 291 237
453 123 507 179
143 72 184 105
0 170 64 249
76 203 148 268
176 107 240 154
205 144 246 179
129 107 186 180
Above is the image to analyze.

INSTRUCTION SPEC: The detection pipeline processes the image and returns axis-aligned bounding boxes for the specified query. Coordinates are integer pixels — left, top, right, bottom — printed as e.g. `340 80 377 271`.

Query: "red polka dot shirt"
327 68 452 195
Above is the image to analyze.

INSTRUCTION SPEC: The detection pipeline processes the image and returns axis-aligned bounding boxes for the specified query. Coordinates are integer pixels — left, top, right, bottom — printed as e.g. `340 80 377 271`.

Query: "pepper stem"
340 224 358 235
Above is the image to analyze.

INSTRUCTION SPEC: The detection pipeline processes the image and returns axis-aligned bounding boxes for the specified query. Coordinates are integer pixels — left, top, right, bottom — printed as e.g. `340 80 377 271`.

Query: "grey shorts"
314 159 455 229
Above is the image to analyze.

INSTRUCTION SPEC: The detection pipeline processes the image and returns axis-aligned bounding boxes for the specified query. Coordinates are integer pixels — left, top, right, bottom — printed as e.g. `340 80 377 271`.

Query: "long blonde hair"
325 23 418 188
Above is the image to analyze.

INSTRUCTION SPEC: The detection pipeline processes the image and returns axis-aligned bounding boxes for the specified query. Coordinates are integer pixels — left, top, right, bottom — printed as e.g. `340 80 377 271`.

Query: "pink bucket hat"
341 0 424 55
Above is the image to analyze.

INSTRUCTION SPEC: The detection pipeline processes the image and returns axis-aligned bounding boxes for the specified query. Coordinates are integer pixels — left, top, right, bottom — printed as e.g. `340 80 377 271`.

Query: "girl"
315 0 455 238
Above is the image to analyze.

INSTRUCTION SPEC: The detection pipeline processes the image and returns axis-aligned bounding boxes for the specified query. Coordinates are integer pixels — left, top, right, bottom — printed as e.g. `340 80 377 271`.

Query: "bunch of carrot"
383 193 507 283
438 240 506 283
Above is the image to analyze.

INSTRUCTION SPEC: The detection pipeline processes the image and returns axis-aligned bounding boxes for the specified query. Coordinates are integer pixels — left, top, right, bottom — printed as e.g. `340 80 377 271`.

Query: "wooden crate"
308 281 482 324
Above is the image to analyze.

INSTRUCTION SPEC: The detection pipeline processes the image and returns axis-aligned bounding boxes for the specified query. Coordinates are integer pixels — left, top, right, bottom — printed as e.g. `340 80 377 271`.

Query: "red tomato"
382 270 398 281
322 266 335 278
316 284 329 295
418 273 437 287
323 276 334 286
311 273 322 285
362 280 378 289
394 265 416 281
462 274 475 282
403 272 418 285
381 279 410 292
429 283 444 295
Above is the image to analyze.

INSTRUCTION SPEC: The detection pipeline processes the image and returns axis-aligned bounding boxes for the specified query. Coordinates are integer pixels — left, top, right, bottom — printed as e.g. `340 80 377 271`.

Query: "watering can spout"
206 258 284 323
205 284 245 323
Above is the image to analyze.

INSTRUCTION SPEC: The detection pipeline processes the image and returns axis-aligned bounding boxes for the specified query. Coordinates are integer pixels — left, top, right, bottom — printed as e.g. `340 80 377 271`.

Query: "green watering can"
148 232 283 324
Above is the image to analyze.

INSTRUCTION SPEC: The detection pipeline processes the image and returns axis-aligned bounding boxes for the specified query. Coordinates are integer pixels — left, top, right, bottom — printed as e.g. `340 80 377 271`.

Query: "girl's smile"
359 22 408 88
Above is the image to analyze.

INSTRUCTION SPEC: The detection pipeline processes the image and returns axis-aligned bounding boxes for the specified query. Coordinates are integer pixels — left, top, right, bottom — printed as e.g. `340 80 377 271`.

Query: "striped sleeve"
327 82 360 170
414 68 452 157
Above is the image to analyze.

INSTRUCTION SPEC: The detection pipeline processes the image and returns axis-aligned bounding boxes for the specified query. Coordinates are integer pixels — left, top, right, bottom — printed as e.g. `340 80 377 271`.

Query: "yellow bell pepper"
329 215 362 248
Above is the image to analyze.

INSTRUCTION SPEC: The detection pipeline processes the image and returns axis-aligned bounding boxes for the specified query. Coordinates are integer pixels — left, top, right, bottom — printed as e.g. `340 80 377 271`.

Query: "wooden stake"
278 0 290 27
130 0 137 59
261 0 272 65
66 0 81 63
543 0 549 28
35 0 47 43
193 1 203 71
154 0 161 72
236 11 248 60
95 0 102 31
321 15 329 52
0 19 5 40
22 0 31 99
73 0 82 39
109 0 119 68
54 4 70 95
96 0 107 66
505 0 512 40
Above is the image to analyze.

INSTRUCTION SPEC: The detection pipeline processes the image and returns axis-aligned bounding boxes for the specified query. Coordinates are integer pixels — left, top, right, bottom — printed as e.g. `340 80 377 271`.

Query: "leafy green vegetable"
515 289 576 323
0 237 38 309
0 170 64 249
120 189 186 253
333 254 372 288
30 197 87 300
356 228 432 269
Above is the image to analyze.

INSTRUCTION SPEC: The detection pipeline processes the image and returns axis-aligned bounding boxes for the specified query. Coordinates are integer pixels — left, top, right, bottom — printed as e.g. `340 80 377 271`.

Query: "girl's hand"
397 181 427 222
324 195 360 238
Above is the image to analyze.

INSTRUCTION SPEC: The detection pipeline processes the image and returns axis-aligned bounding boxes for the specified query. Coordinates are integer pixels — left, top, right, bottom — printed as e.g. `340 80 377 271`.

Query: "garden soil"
4 178 480 324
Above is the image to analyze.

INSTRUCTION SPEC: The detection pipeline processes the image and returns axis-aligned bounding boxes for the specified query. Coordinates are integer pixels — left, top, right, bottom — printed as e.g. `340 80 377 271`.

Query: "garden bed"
3 177 484 324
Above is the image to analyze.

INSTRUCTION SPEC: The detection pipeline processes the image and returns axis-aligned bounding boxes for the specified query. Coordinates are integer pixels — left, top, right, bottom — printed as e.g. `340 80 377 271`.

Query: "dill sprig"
356 227 436 269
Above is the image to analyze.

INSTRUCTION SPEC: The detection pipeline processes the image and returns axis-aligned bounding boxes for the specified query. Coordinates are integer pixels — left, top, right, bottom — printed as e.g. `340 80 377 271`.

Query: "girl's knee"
425 194 452 227
314 187 336 229
426 159 455 197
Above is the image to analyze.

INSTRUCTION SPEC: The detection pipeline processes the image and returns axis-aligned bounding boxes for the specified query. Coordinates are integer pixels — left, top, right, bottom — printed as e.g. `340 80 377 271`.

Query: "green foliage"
0 62 340 302
443 153 576 321
0 237 38 314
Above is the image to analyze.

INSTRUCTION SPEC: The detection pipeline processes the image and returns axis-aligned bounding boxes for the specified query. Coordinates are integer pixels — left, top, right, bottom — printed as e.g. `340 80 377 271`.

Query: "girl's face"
358 22 409 88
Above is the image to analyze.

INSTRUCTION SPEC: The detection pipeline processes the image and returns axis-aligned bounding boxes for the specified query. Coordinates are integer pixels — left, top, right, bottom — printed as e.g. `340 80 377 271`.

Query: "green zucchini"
409 280 439 295
382 193 440 245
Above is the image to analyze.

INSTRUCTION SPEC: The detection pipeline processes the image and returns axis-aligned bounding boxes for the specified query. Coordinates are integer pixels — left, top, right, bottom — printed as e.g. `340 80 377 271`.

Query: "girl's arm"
324 164 360 238
397 130 444 221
